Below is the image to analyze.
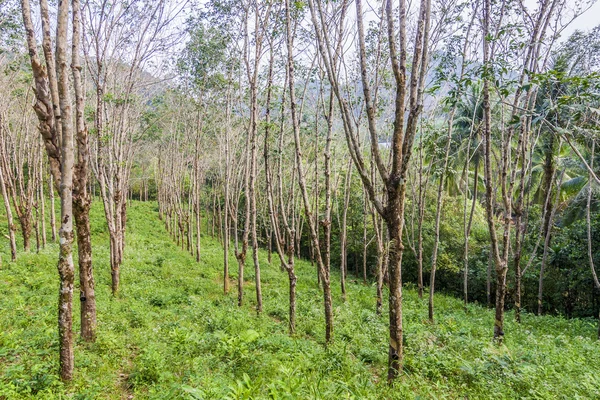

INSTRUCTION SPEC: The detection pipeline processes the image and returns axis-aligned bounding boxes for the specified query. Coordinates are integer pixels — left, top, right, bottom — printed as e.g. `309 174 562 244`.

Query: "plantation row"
0 0 599 391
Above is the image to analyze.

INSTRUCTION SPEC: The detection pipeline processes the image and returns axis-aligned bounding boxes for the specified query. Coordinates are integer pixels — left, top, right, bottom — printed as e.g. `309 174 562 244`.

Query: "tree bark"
21 0 77 380
72 0 96 342
56 0 76 380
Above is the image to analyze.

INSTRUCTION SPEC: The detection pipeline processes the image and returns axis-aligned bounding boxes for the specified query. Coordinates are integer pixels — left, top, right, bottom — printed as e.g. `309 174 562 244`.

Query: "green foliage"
0 0 24 52
0 201 599 399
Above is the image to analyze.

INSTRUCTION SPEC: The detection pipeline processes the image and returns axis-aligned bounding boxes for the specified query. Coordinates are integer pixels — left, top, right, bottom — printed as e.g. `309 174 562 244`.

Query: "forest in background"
1 0 600 394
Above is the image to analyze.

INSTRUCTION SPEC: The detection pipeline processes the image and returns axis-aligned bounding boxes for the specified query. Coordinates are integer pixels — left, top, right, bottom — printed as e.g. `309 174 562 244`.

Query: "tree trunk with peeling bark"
21 0 83 380
72 0 96 341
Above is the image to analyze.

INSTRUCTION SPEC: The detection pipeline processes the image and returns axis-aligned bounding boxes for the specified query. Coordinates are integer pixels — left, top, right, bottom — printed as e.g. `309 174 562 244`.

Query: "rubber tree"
21 0 96 378
308 0 432 381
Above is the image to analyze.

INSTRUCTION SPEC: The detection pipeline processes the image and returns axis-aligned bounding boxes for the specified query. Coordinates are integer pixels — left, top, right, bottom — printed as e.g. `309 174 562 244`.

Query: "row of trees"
1 0 599 384
0 0 185 380
151 0 600 383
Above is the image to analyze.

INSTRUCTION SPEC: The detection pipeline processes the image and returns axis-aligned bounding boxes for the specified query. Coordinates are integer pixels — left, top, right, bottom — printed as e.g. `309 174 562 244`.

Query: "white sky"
564 1 600 36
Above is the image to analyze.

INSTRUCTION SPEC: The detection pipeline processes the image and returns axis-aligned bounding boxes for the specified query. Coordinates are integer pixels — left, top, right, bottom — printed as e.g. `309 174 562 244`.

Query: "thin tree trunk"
56 0 76 379
513 121 534 323
267 226 272 264
34 171 40 253
285 0 333 342
487 241 492 306
363 189 368 283
193 114 202 261
195 172 201 262
417 135 426 299
39 148 47 247
373 205 385 315
223 124 230 294
386 196 406 383
429 120 454 323
264 46 297 334
72 0 96 341
50 175 57 241
0 143 17 260
586 142 600 338
249 84 262 313
482 0 507 342
538 169 565 315
340 160 352 301
463 159 478 306
110 234 119 296
322 76 334 311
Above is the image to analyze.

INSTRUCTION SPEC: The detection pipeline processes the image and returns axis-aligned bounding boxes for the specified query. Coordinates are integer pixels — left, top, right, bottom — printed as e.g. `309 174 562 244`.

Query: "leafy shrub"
128 348 166 386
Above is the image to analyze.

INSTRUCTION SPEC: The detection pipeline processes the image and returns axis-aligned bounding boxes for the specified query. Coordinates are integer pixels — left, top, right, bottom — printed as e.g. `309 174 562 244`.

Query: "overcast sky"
569 1 600 32
564 0 600 37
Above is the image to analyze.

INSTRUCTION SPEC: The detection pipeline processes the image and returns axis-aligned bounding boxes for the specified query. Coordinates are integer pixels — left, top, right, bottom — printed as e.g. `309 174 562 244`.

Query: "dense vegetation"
1 0 600 395
1 201 599 399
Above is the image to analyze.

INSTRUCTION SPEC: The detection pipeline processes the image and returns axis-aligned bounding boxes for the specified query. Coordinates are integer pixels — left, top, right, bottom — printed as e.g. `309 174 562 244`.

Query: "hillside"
1 201 599 399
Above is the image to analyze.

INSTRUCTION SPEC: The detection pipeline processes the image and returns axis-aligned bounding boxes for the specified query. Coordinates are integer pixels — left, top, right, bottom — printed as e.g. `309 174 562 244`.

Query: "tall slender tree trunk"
264 47 297 335
463 160 478 306
513 122 532 322
249 85 262 313
39 149 47 247
586 142 600 339
373 206 386 315
541 135 556 237
110 235 119 295
340 160 352 301
429 122 453 322
285 0 333 343
482 0 508 342
538 169 565 315
322 81 334 312
56 0 76 379
362 189 368 283
266 226 272 264
72 0 96 341
35 188 41 253
416 136 426 299
0 146 17 261
223 137 230 294
50 175 57 241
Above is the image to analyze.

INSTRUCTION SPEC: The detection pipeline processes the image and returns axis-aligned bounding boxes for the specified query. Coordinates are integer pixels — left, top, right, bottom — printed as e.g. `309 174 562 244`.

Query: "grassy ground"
0 200 599 399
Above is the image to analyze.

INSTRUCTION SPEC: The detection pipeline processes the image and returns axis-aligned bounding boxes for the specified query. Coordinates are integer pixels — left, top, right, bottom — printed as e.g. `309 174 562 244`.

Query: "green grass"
1 200 599 399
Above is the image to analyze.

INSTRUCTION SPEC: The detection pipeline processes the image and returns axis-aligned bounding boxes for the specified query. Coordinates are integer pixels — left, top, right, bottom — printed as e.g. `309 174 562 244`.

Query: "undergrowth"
0 201 599 399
